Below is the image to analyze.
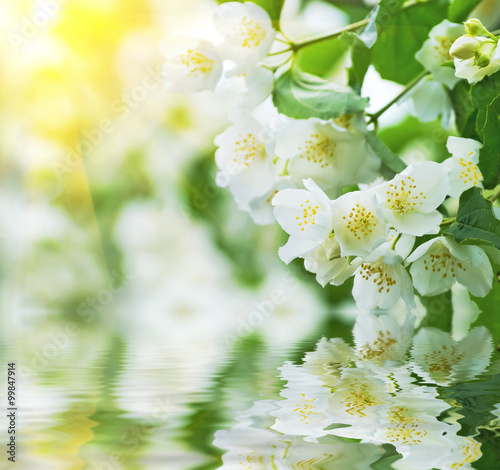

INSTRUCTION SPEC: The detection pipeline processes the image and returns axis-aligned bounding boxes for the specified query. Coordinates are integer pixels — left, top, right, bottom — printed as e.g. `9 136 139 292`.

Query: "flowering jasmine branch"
268 18 370 56
367 71 430 124
440 217 455 227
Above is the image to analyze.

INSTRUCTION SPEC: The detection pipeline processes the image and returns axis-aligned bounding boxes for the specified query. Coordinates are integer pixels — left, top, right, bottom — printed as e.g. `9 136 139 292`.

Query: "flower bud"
450 36 480 60
464 18 493 38
475 42 496 68
326 235 342 260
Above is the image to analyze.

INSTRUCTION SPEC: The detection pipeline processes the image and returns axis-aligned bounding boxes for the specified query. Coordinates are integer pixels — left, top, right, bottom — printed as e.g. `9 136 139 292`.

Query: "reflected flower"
270 362 334 442
410 327 493 385
353 313 414 365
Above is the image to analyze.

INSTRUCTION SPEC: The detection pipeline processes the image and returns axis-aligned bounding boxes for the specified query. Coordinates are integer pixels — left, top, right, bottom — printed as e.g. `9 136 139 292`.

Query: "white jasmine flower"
161 37 223 93
215 111 277 210
270 362 334 443
407 236 493 297
415 20 464 88
303 234 361 287
352 246 415 311
216 63 274 109
330 190 389 257
372 162 450 236
404 78 453 127
247 176 295 225
410 327 493 385
442 136 483 198
213 2 275 63
272 178 333 263
353 313 414 365
274 118 380 191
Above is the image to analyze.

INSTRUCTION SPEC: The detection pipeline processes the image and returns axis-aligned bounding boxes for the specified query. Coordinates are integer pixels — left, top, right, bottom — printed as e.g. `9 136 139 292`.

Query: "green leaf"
470 70 500 110
448 0 482 23
449 80 479 140
296 37 349 78
372 0 449 85
343 32 372 93
365 131 407 174
272 69 370 120
477 95 500 188
445 187 500 250
215 0 284 21
471 79 500 189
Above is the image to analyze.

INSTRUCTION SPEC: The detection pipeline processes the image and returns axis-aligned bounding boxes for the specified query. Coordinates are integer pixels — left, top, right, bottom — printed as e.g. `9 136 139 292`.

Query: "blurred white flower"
161 37 223 92
213 2 275 63
215 110 277 210
216 63 274 109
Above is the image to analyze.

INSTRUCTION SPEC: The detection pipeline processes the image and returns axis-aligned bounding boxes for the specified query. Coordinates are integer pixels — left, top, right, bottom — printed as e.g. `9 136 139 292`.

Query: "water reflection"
2 312 500 469
214 313 500 470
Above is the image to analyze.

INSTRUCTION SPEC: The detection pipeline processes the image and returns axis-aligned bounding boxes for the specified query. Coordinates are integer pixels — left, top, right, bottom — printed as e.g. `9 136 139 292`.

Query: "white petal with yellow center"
407 236 493 297
373 161 450 236
161 37 223 93
214 2 275 62
331 190 389 257
443 136 483 198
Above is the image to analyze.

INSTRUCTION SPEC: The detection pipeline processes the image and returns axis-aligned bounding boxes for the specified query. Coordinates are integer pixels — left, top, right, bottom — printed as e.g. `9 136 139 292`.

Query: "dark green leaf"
449 80 479 139
365 131 407 174
448 0 482 23
478 94 500 188
343 32 372 93
470 70 500 110
372 0 449 85
272 69 370 120
445 187 500 250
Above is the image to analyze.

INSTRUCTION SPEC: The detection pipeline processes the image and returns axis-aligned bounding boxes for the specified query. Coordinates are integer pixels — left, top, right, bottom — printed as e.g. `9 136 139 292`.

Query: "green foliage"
448 0 483 23
343 32 372 93
366 131 407 175
372 0 449 85
477 95 500 188
445 187 500 250
272 69 369 120
296 37 349 77
450 80 479 140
